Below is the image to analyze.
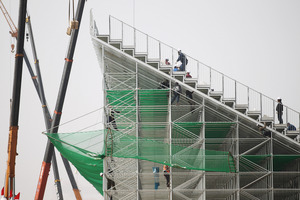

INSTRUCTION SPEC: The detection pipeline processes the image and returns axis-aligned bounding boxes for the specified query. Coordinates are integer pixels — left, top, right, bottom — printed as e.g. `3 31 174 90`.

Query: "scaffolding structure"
87 13 300 200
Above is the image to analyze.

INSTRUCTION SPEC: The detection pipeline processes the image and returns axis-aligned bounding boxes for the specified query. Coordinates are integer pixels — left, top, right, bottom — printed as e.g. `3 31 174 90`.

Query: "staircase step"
222 98 236 108
159 65 172 75
147 61 160 69
247 110 261 120
109 40 122 50
172 71 185 82
260 115 273 126
184 78 197 89
122 48 135 56
97 35 109 43
235 104 248 114
135 54 147 62
197 84 210 95
286 130 300 140
209 91 223 101
274 123 286 133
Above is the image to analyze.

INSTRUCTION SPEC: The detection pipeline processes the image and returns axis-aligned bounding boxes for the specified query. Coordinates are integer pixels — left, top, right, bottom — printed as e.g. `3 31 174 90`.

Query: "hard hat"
177 49 181 52
277 97 281 100
100 172 103 177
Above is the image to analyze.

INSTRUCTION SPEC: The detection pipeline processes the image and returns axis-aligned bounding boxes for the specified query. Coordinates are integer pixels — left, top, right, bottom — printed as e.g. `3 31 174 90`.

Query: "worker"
163 162 170 188
107 105 120 131
186 90 195 112
165 58 171 65
152 167 160 190
258 122 271 137
186 71 192 78
171 82 182 105
287 122 296 131
100 170 116 200
276 97 283 124
176 49 188 71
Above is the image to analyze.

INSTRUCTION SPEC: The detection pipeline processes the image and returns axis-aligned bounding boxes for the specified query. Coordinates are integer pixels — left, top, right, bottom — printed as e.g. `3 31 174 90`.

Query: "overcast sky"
0 0 300 199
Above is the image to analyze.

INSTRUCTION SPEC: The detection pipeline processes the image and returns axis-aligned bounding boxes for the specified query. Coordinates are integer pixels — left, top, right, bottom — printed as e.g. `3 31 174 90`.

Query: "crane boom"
4 0 27 198
0 0 18 37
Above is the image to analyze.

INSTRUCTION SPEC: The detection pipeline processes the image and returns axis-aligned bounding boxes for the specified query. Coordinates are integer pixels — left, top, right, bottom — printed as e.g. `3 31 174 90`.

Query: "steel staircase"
93 16 300 140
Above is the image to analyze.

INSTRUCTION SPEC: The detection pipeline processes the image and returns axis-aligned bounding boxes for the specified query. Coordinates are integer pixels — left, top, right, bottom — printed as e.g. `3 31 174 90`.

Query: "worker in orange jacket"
163 162 170 188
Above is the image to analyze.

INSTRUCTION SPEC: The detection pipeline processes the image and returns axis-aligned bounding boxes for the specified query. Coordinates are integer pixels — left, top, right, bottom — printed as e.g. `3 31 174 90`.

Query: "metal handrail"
107 15 300 128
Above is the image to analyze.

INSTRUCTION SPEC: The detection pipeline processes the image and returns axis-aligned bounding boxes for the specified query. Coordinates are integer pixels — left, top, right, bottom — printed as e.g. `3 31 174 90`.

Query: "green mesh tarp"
46 131 105 194
205 122 235 138
46 128 236 195
47 89 236 194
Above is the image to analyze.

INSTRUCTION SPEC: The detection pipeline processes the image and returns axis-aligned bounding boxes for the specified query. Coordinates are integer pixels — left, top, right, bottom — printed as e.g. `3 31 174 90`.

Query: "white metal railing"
105 15 300 130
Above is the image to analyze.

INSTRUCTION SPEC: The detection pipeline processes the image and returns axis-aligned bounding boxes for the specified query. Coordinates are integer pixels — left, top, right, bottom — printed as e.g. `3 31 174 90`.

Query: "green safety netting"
46 131 105 194
46 89 236 194
46 128 236 195
273 155 300 171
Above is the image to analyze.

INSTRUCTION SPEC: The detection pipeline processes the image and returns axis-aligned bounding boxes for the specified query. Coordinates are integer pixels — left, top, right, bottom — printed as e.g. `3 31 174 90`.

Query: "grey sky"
0 0 299 199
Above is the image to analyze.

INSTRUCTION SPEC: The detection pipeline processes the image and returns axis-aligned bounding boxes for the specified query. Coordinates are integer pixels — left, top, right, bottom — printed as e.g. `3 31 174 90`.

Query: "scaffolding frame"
90 13 300 200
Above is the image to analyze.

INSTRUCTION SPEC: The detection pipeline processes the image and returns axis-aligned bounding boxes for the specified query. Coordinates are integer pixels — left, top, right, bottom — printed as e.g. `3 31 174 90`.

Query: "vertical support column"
235 116 240 200
202 99 206 200
135 62 140 200
286 107 288 126
159 42 161 68
247 87 249 110
109 16 111 39
260 93 262 119
169 80 172 200
102 45 108 200
270 127 274 200
299 113 300 132
209 68 212 87
222 74 224 95
197 62 199 83
146 34 149 55
121 22 124 43
134 28 136 51
235 81 237 105
273 100 275 127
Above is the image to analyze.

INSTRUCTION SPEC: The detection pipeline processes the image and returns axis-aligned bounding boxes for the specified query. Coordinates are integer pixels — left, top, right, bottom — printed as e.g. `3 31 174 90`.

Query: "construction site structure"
88 13 300 200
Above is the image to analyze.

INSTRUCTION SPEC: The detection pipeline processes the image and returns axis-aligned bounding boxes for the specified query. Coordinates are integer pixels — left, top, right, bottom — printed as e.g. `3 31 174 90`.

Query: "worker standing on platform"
163 162 170 188
276 97 283 124
176 49 188 71
152 167 160 190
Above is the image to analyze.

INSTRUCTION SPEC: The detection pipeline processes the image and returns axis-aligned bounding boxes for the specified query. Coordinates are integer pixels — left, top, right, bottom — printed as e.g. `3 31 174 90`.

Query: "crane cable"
68 0 70 26
67 0 76 35
72 0 75 22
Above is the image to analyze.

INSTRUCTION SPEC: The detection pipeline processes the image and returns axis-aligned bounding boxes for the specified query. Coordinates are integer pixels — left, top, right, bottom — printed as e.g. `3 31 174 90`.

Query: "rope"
42 106 104 134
